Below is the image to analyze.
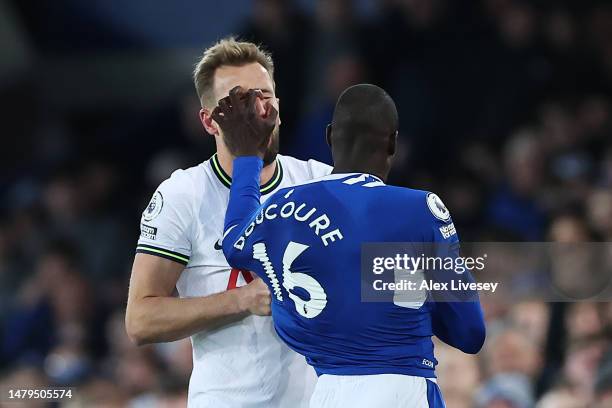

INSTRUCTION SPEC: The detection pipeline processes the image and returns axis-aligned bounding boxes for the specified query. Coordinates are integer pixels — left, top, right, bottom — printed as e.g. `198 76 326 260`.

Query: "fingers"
245 89 258 116
252 276 267 287
247 278 272 316
218 95 230 109
264 102 279 125
218 87 264 119
210 106 225 124
212 94 231 123
246 89 268 118
261 306 271 316
252 89 264 101
259 290 272 316
228 86 246 113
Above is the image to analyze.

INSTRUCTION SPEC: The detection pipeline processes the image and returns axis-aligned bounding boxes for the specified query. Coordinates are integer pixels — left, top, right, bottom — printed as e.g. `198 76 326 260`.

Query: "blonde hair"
193 37 274 107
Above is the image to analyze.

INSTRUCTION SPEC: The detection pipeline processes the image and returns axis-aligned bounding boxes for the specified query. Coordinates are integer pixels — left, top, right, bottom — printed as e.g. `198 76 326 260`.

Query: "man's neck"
216 150 277 185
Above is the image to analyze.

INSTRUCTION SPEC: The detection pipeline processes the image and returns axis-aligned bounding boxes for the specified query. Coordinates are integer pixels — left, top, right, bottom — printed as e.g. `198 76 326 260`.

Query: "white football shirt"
136 153 331 407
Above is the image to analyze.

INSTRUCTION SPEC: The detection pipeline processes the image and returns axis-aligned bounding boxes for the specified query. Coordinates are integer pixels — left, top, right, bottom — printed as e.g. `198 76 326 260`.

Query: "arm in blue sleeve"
429 237 486 354
431 294 486 354
222 156 263 269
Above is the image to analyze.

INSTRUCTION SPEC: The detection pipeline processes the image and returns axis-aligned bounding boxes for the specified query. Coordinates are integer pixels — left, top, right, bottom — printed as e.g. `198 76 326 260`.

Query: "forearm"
430 275 486 353
430 246 486 353
432 300 486 354
126 289 247 345
223 157 263 263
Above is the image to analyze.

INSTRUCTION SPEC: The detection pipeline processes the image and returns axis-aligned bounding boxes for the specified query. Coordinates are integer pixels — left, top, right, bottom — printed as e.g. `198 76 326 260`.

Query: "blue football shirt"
223 157 485 377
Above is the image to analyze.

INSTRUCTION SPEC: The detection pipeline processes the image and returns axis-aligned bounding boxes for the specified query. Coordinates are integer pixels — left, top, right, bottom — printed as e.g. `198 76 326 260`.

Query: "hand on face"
211 86 278 159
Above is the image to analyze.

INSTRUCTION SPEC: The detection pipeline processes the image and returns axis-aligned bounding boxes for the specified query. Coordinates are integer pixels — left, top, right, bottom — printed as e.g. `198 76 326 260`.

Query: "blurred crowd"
1 0 612 406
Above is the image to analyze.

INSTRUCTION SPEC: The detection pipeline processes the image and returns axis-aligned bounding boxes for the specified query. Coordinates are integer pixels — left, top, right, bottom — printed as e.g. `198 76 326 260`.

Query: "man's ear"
200 108 219 136
388 130 397 156
325 124 332 148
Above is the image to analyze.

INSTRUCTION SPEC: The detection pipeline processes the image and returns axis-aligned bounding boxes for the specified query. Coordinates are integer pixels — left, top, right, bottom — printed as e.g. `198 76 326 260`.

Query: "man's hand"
236 277 271 316
211 86 278 159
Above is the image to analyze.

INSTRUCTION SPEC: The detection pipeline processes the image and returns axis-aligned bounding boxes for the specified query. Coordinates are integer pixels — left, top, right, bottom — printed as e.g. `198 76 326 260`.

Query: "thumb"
264 103 278 125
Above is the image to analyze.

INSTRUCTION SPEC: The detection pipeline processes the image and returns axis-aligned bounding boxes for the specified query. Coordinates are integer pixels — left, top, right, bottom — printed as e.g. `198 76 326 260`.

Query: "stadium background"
1 0 612 406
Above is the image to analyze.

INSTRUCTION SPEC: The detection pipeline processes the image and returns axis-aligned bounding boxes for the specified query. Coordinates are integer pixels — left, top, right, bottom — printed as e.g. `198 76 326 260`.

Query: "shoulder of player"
382 185 427 200
278 154 332 178
156 164 203 203
388 186 453 222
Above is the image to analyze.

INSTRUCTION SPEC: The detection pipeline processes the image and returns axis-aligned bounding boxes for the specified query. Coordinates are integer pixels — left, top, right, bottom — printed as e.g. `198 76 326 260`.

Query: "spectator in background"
561 335 608 404
548 215 611 300
537 385 586 408
602 148 612 186
595 352 612 408
0 366 48 408
484 327 542 380
1 241 86 367
301 0 363 114
565 303 604 342
509 301 550 348
42 161 131 283
289 52 365 163
487 131 546 240
588 189 612 241
435 341 482 408
63 376 128 407
240 0 311 139
476 373 535 408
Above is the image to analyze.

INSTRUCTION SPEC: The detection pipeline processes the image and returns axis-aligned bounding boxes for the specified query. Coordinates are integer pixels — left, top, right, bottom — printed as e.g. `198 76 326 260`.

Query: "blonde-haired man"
126 38 330 407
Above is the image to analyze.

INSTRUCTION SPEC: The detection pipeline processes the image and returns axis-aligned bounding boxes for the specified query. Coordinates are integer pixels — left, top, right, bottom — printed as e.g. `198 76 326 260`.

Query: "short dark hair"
193 37 275 108
332 83 398 139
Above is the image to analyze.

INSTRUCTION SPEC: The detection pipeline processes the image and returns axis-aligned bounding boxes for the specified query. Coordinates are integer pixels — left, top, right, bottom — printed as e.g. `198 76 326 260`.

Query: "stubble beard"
263 125 280 166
